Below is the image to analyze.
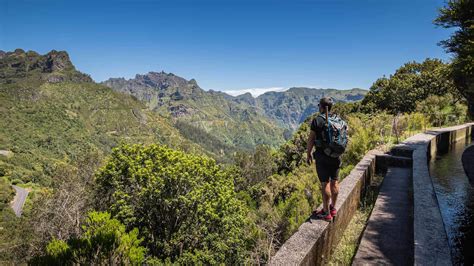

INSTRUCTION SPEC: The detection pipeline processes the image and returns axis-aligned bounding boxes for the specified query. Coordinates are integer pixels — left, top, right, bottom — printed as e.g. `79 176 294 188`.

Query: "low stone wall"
400 123 473 265
270 149 383 265
270 123 473 266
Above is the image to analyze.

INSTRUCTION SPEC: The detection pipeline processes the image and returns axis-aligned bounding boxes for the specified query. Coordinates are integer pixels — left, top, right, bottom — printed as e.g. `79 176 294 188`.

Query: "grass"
329 174 384 265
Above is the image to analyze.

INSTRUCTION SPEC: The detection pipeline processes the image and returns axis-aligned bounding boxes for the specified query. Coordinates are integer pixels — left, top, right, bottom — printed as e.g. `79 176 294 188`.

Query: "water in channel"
430 138 474 265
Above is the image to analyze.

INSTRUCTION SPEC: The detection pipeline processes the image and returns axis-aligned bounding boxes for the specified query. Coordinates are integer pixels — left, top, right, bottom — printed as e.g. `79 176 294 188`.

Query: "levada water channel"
430 137 474 265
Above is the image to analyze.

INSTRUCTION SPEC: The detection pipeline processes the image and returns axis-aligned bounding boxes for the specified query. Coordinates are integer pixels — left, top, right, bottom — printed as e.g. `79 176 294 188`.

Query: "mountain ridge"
0 49 215 187
103 71 287 154
0 49 93 84
206 87 367 130
103 73 367 131
248 86 367 129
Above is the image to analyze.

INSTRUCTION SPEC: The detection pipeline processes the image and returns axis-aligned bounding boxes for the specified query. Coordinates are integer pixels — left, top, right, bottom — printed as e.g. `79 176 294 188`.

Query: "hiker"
306 97 348 222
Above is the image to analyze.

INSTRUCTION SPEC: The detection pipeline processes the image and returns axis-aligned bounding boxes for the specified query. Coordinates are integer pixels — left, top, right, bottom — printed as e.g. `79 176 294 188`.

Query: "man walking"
306 97 348 222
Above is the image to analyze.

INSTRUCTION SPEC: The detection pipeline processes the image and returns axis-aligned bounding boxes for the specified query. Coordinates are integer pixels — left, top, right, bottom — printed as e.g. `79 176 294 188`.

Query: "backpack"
317 113 348 158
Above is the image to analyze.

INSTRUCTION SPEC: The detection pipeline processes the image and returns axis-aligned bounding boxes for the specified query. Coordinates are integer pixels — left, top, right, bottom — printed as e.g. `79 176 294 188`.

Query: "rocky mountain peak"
103 71 204 96
234 92 257 105
131 71 196 90
45 50 75 72
0 49 92 83
14 48 25 55
102 71 207 115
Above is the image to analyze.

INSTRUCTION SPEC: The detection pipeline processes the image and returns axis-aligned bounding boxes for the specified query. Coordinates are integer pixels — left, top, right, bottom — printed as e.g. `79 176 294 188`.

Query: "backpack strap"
316 113 332 145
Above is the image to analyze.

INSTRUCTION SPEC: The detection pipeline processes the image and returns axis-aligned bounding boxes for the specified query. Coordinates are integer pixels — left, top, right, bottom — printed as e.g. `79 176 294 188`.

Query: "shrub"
416 94 467 127
35 211 146 265
95 143 249 264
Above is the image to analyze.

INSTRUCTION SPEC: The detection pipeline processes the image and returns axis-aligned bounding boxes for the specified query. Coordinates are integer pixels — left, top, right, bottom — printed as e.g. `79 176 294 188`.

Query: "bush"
35 211 146 265
11 178 23 185
361 59 460 114
95 144 249 264
0 178 14 211
416 94 467 127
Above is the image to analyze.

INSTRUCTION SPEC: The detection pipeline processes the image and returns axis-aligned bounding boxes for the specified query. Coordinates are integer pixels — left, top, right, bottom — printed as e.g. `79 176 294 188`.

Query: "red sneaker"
313 209 333 222
330 204 337 217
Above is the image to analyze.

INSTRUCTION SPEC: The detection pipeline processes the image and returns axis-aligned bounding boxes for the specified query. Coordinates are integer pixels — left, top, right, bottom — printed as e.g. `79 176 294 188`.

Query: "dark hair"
319 97 334 112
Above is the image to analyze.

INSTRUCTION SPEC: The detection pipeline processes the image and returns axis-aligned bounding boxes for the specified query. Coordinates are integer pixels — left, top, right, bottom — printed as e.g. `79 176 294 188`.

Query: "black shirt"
310 113 334 152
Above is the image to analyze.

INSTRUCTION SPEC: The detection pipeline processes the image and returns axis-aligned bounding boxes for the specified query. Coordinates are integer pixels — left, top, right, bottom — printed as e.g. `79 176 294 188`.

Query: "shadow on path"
352 167 414 266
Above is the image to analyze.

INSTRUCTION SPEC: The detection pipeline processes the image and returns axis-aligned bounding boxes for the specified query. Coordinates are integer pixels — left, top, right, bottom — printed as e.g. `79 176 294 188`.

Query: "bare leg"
330 180 339 207
321 182 331 212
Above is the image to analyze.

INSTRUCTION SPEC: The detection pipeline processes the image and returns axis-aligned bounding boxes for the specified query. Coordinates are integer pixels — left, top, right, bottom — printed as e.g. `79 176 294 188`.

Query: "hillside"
0 50 205 186
0 49 93 84
102 73 287 153
229 87 367 130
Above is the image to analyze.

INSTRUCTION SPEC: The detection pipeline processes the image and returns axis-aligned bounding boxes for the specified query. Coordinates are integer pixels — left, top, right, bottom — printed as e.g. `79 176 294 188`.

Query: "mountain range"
1 49 366 185
102 72 287 153
223 87 366 130
0 49 205 186
102 72 366 147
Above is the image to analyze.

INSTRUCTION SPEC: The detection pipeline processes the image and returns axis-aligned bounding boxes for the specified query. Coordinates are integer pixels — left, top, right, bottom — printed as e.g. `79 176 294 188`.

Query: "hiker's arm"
306 130 316 164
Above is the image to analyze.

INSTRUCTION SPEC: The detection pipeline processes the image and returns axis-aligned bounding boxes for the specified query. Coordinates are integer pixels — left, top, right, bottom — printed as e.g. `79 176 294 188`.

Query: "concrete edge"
269 149 383 265
270 122 474 266
402 122 474 266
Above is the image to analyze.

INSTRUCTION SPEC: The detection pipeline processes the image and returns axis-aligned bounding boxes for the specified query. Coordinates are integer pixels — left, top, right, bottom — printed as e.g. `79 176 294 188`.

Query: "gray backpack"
317 113 348 158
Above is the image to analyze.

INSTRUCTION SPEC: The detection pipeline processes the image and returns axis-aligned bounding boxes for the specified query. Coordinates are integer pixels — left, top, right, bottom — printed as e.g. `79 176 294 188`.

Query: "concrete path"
353 167 414 265
11 185 29 217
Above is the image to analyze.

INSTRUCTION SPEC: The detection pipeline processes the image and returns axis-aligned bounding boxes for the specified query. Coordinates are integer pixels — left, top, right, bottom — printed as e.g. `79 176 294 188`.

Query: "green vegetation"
329 175 383 265
0 177 14 212
0 50 207 188
362 59 461 114
435 0 474 118
0 49 92 86
103 74 367 156
95 144 249 264
103 73 288 156
240 111 418 262
34 211 147 265
0 50 210 263
416 94 467 127
250 87 367 130
230 57 469 262
0 34 471 264
0 81 204 186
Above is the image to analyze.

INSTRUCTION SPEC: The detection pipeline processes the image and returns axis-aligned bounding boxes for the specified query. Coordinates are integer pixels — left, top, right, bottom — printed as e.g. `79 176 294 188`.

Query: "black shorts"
314 151 341 183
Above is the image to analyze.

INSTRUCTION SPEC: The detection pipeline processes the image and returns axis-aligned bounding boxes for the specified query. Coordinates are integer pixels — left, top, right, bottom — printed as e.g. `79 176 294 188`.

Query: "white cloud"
223 87 288 97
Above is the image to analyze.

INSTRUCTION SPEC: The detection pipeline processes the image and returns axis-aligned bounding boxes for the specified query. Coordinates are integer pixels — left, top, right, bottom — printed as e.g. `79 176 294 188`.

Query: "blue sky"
1 0 453 95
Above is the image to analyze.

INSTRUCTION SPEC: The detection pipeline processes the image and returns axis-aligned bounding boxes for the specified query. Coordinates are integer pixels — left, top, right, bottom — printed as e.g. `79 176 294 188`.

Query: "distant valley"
0 49 366 187
103 72 367 148
102 72 287 155
222 87 366 130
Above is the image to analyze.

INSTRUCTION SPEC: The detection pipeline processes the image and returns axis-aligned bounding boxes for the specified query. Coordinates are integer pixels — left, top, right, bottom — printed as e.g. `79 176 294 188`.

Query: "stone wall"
401 123 473 265
270 150 383 265
270 123 473 266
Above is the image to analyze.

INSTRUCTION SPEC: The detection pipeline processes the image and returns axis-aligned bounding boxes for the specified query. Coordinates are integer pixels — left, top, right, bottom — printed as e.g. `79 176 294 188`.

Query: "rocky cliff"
0 49 93 84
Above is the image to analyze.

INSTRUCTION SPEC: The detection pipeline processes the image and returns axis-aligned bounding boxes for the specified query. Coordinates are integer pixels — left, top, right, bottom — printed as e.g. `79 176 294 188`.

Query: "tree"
435 0 474 119
0 178 14 212
416 94 467 126
233 145 276 190
95 144 249 264
28 153 101 257
34 211 147 265
362 59 458 114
